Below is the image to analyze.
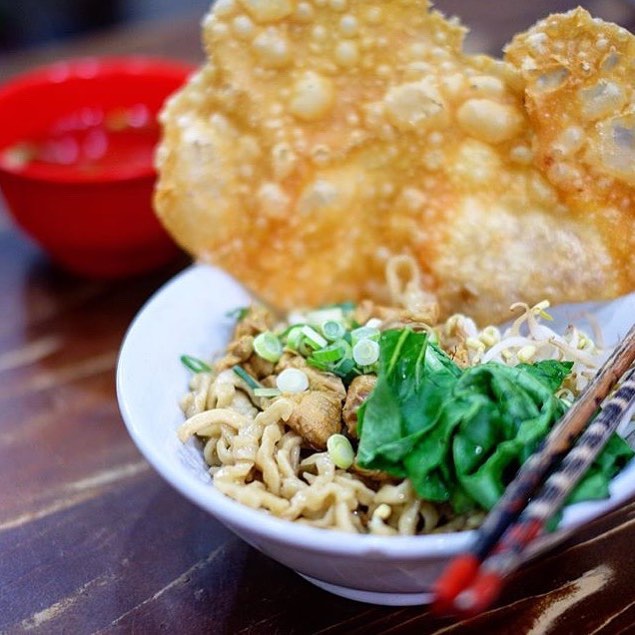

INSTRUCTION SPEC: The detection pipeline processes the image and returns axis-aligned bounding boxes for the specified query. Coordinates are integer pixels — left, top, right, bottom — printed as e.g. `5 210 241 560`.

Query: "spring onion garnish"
306 307 344 325
253 331 283 363
364 318 383 329
353 339 380 367
225 306 249 321
253 387 282 398
322 301 356 313
301 326 328 350
286 326 304 352
311 342 347 364
180 355 211 373
327 434 355 469
232 365 261 390
351 326 380 347
332 356 357 377
321 320 346 342
276 368 309 393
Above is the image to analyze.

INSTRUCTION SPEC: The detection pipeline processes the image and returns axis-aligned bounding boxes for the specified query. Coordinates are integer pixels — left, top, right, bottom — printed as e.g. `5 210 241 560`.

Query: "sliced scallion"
323 301 356 313
321 320 346 342
332 356 356 378
286 326 305 351
353 339 380 367
364 318 382 329
306 307 344 325
277 323 307 339
351 326 380 347
232 365 261 390
327 434 355 469
311 342 347 364
225 306 249 321
253 331 283 363
254 387 282 398
180 355 211 373
276 368 309 393
306 357 328 371
300 325 328 350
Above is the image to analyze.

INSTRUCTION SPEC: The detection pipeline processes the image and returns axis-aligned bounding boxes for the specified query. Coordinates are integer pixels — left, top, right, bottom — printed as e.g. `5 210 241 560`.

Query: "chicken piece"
155 3 635 325
242 355 275 380
214 335 254 371
342 375 377 438
234 305 277 339
216 305 278 375
274 355 346 447
275 354 347 398
287 390 343 449
350 463 395 485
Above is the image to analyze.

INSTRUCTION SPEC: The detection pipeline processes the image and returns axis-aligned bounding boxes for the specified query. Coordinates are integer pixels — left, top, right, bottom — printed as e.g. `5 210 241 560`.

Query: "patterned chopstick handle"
451 367 635 614
504 367 633 557
469 328 635 562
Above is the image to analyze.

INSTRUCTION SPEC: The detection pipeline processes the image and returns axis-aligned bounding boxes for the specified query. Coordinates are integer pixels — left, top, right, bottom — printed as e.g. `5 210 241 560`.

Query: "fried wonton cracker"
155 2 634 324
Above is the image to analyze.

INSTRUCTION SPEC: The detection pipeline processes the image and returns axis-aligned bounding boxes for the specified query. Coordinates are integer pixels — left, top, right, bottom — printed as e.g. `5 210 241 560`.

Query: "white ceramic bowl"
116 264 635 605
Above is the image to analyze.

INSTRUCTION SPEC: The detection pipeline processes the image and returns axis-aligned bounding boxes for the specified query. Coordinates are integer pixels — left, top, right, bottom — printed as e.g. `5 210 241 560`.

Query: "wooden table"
1 2 634 633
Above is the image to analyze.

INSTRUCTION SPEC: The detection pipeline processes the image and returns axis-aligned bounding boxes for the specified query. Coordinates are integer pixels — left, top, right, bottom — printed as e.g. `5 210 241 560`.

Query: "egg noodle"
178 257 606 535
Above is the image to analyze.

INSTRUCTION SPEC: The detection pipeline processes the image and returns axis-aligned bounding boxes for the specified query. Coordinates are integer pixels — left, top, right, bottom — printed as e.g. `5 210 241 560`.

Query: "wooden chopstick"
433 323 635 615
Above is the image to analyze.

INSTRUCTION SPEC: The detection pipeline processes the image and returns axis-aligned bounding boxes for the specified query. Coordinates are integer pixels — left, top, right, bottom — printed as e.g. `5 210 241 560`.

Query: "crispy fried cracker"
155 2 634 324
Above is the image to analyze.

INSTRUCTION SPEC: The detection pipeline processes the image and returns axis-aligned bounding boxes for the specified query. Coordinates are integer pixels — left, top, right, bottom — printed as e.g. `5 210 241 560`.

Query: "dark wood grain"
1 2 635 633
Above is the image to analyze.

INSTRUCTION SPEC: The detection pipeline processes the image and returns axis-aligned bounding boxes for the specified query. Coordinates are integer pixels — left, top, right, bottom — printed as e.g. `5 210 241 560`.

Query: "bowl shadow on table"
110 477 633 635
111 481 328 632
112 479 449 634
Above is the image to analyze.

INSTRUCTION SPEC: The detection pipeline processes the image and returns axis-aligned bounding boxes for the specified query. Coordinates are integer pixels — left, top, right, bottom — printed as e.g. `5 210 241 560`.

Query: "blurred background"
0 0 632 57
0 1 210 52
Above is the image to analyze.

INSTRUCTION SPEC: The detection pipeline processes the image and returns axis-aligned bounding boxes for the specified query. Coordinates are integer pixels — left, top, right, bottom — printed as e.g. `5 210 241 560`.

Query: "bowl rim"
116 263 635 559
0 56 194 185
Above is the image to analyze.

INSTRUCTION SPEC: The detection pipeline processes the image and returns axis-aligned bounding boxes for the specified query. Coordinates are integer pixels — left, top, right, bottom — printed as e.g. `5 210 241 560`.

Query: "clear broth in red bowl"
0 57 193 277
1 104 160 178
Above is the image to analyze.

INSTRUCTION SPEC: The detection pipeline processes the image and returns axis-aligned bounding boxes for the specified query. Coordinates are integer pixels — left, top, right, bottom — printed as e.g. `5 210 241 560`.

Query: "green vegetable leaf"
356 330 633 519
356 330 460 474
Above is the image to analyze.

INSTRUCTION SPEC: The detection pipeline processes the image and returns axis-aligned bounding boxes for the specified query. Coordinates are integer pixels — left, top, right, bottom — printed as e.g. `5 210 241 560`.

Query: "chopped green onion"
225 306 249 321
276 368 309 393
253 331 283 363
232 365 261 390
306 357 328 371
353 339 380 366
321 320 346 342
322 301 356 313
301 325 328 350
311 342 347 364
364 318 382 329
351 326 380 346
286 326 305 351
327 434 355 469
306 307 344 325
254 387 282 398
277 323 307 339
180 355 211 373
333 356 357 378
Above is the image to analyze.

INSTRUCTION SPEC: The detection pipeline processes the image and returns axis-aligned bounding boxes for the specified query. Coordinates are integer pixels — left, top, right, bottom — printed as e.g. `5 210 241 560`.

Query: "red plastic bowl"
0 57 194 277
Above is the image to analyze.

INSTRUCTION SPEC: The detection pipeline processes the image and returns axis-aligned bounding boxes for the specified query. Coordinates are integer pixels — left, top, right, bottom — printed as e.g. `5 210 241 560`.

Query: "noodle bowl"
117 263 635 604
177 257 613 535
